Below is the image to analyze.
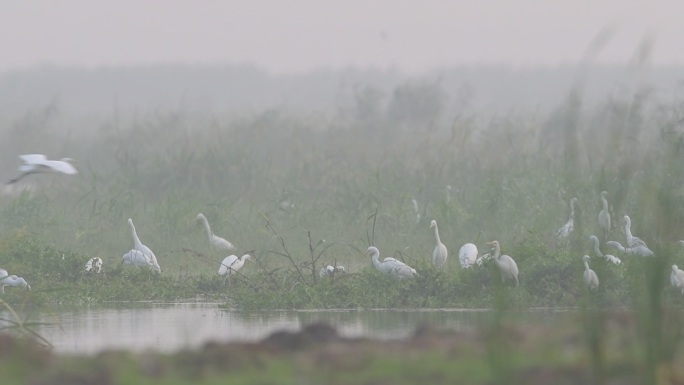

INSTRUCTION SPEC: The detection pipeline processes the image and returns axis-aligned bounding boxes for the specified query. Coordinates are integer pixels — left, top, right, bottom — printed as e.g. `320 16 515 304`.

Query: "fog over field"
0 1 684 306
0 64 682 117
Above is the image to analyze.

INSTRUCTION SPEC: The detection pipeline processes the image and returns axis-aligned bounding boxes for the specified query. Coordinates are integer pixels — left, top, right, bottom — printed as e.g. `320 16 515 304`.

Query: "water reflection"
1 303 569 354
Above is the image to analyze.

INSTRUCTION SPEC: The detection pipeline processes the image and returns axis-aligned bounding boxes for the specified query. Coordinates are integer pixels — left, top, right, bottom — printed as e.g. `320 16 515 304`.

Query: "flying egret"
671 265 684 295
623 215 648 249
196 213 236 251
605 240 654 257
367 246 417 279
459 243 479 269
8 154 78 184
588 235 622 265
218 254 251 276
127 218 161 273
486 241 519 286
0 269 31 293
319 265 346 277
85 257 103 273
429 220 448 268
582 255 599 291
598 191 611 241
556 197 578 239
121 249 159 272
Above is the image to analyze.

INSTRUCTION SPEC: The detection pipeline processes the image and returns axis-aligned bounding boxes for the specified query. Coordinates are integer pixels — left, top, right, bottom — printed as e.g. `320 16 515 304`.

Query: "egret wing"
43 160 78 174
19 154 47 164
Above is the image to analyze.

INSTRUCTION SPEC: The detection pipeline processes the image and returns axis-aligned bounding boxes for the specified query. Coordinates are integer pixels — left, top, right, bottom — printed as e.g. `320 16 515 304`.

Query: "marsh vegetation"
1 64 684 383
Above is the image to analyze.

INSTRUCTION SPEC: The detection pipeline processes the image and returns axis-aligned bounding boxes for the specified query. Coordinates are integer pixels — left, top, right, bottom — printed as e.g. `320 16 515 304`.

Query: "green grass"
0 86 684 310
1 77 684 384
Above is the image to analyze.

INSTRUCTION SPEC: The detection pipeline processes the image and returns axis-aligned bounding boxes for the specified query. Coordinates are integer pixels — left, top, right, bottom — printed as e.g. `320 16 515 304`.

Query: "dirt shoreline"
4 312 679 385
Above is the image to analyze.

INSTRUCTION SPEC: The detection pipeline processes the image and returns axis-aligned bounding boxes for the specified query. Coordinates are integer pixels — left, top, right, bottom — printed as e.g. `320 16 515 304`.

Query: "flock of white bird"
371 189 684 296
1 156 684 297
554 191 683 294
0 154 261 292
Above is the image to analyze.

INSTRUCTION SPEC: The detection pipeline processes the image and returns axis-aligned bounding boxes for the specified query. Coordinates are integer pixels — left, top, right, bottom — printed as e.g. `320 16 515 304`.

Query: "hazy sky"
1 1 682 73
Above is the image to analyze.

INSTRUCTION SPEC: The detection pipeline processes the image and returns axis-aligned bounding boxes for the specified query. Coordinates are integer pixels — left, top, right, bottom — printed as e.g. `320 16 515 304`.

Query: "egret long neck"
492 243 501 260
371 250 382 269
130 224 142 247
433 225 441 245
583 260 590 271
569 200 575 219
624 220 633 240
201 216 213 239
601 196 608 212
591 238 603 257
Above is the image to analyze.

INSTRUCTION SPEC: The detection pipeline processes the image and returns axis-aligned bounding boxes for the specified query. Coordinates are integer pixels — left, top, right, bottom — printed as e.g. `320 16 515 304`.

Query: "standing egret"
0 269 31 293
671 265 684 295
556 197 578 239
459 243 479 269
367 246 417 279
127 218 161 273
598 191 611 241
429 220 448 268
219 254 251 285
588 235 622 265
8 154 78 184
486 241 519 286
196 213 236 251
411 199 421 224
623 215 648 249
121 249 159 272
446 185 452 205
85 257 103 273
605 240 654 257
582 255 599 291
319 265 346 277
218 254 251 276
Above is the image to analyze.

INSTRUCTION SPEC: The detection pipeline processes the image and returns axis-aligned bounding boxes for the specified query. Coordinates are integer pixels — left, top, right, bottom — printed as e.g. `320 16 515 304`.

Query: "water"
1 303 570 354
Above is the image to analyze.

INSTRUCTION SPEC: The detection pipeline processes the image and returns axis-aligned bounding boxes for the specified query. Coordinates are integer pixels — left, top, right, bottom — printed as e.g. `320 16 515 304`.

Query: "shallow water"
1 303 570 354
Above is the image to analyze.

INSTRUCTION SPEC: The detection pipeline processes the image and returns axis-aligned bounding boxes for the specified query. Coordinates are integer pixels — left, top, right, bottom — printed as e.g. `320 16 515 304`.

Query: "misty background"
0 1 684 267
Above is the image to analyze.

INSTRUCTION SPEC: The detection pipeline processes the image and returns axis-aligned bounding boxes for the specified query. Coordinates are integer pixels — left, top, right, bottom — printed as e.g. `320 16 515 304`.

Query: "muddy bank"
4 311 680 385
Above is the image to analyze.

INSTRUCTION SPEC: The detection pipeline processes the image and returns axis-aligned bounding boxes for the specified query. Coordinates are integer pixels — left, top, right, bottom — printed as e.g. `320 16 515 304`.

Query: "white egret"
588 235 622 265
196 213 236 251
598 191 611 240
319 265 346 277
85 257 103 273
411 199 420 224
556 197 578 239
218 254 251 276
623 215 648 249
429 220 448 268
582 255 599 291
127 218 161 273
8 154 78 184
605 240 654 257
367 246 417 279
487 241 519 286
121 249 159 272
459 243 479 269
446 185 452 204
671 265 684 295
0 269 31 293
